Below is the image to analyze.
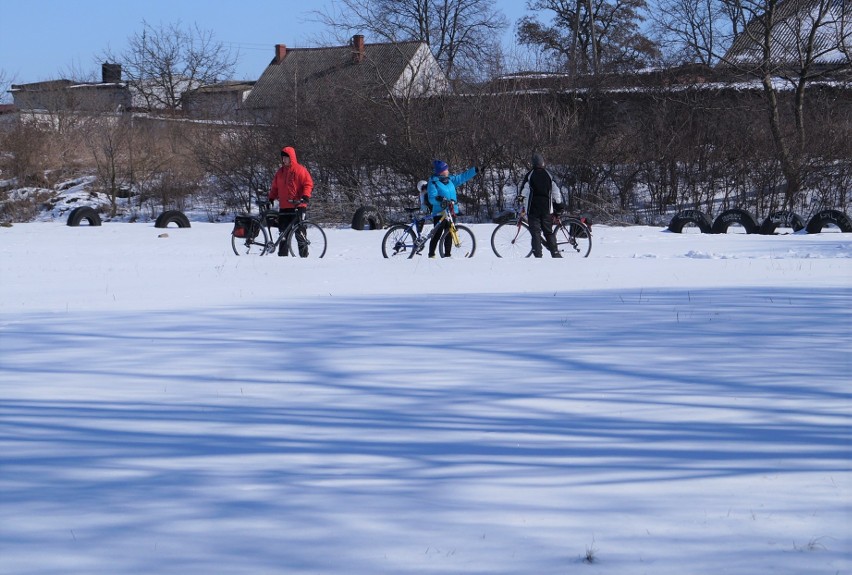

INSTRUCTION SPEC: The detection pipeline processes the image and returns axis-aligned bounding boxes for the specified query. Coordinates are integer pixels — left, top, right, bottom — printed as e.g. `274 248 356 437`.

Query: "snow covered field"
1 222 850 574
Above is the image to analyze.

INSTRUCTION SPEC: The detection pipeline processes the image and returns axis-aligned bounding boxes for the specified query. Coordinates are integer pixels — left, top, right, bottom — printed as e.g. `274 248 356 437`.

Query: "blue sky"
1 0 532 85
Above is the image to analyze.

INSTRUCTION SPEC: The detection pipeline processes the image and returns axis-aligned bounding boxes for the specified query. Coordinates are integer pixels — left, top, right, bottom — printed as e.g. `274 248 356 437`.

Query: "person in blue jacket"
426 159 478 258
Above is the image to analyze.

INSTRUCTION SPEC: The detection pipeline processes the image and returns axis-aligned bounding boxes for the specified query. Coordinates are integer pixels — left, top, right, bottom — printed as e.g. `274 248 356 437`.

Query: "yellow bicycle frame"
444 202 461 247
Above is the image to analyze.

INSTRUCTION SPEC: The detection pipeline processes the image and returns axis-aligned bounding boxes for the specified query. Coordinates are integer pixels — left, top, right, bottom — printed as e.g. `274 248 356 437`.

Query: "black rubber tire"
439 224 476 258
667 210 712 233
711 208 759 234
491 220 532 258
382 224 417 259
155 210 191 228
66 206 102 226
759 211 805 234
805 209 852 234
556 216 593 258
286 221 328 258
351 206 384 230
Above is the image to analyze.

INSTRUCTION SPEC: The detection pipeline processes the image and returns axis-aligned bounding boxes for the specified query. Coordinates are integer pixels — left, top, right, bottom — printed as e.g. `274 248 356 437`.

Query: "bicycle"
231 196 328 257
490 196 592 258
381 207 430 259
382 200 476 259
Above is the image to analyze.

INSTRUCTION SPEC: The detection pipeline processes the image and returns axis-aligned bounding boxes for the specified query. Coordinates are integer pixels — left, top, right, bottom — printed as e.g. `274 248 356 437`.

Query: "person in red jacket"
268 146 313 256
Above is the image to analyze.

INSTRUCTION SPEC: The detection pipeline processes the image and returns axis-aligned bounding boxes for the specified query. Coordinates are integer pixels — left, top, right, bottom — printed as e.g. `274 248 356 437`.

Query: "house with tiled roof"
723 0 850 76
241 35 450 121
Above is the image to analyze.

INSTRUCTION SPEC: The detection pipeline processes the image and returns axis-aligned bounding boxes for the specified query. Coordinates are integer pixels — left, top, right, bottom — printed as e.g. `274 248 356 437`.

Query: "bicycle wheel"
491 221 532 258
231 220 270 256
286 221 327 258
382 224 417 259
554 217 592 258
439 224 476 258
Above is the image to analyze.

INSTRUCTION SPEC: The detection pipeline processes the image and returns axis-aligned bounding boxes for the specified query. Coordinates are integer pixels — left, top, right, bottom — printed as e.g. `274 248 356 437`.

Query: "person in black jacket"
519 153 565 258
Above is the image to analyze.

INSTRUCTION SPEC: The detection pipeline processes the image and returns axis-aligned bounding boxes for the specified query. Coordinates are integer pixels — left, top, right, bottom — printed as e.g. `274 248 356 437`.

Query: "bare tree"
313 0 508 80
103 21 237 112
82 115 132 217
651 0 738 65
722 0 849 205
647 0 852 211
0 69 14 105
0 123 52 187
130 119 202 215
191 121 277 214
517 0 661 75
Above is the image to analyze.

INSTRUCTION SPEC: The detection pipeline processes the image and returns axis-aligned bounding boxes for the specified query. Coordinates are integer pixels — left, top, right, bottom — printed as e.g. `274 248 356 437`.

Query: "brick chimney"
102 63 122 83
275 44 287 64
352 35 365 64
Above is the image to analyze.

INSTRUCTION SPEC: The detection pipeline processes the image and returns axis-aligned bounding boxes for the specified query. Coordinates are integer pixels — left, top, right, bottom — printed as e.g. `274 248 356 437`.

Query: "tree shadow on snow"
0 286 849 572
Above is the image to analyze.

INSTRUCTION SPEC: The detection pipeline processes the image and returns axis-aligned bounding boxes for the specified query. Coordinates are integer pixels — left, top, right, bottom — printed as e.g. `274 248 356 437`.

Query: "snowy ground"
0 222 850 574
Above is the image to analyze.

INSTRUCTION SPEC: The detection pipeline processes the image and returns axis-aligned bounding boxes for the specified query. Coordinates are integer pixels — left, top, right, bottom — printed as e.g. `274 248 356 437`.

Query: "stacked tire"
711 209 759 234
66 206 102 226
154 210 191 228
805 209 852 234
759 211 805 235
669 208 850 234
667 210 712 233
351 206 384 230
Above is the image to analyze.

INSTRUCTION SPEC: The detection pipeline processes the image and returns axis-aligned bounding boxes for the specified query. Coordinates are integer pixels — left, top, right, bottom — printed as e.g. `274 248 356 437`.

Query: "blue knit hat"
433 159 449 175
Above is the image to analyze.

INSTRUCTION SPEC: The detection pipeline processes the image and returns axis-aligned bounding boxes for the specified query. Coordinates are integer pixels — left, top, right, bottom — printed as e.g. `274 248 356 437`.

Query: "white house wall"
393 44 450 97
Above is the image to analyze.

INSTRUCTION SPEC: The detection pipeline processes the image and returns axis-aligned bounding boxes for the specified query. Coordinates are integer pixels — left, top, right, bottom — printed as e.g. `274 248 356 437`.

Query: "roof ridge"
281 39 424 52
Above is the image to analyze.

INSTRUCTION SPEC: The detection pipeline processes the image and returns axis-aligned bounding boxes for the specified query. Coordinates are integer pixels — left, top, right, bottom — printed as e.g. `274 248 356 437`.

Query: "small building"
10 64 131 113
241 35 450 121
183 81 255 120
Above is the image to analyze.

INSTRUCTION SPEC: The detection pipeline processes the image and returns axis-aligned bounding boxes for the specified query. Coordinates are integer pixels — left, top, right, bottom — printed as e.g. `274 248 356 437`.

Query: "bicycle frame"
508 206 528 246
260 207 303 255
490 196 591 258
403 212 429 242
232 196 326 257
408 201 458 258
553 214 592 257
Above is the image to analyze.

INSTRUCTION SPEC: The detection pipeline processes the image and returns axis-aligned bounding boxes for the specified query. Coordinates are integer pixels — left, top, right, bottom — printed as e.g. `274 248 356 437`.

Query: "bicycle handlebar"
440 200 457 222
257 198 308 209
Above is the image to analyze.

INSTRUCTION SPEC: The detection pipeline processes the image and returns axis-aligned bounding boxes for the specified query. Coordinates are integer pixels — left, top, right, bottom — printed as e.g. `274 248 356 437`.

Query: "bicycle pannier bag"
233 215 259 239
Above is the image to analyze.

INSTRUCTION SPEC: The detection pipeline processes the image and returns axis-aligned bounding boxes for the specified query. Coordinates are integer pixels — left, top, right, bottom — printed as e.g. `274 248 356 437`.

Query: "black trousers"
528 212 558 257
428 216 453 257
278 208 307 256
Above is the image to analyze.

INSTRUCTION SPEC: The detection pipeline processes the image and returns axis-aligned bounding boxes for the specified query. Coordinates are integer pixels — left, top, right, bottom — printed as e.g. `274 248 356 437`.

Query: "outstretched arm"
450 166 477 187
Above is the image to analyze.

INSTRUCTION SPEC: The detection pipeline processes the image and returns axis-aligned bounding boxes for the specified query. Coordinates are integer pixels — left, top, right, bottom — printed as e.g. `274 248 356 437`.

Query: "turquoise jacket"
427 167 476 217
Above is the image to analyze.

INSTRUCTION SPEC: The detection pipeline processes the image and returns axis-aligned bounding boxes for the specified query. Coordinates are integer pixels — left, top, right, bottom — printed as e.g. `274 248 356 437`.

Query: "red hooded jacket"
269 147 313 210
